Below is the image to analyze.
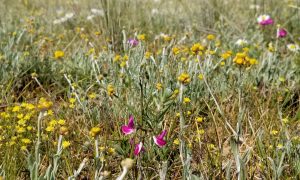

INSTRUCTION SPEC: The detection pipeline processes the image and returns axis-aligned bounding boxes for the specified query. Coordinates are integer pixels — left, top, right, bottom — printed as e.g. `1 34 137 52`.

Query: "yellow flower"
88 93 97 99
49 119 58 126
58 119 65 125
221 51 232 60
107 84 115 97
198 74 203 80
183 97 191 104
16 126 26 133
178 73 191 85
54 50 64 59
208 144 215 149
207 34 215 40
27 126 33 131
195 117 203 123
137 34 146 41
191 43 204 54
186 111 192 115
108 147 115 154
197 129 205 135
282 117 288 124
46 126 55 132
21 138 31 144
113 55 121 62
12 106 21 112
144 51 152 59
120 61 127 68
99 146 106 152
17 113 24 119
172 47 180 55
173 138 180 145
90 127 101 137
271 130 279 135
123 55 129 61
62 141 71 148
37 98 53 109
277 144 283 149
69 98 76 104
21 146 27 151
156 83 163 90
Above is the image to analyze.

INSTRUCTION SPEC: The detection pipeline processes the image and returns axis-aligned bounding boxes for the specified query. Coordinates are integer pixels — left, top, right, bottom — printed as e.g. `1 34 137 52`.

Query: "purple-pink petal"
128 115 134 129
121 125 135 135
260 19 273 25
158 130 167 139
153 136 167 147
277 28 287 38
128 38 139 47
134 142 143 156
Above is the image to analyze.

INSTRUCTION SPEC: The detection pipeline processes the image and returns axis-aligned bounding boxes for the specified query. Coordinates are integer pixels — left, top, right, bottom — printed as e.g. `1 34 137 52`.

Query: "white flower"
91 8 104 16
235 39 248 46
151 8 159 15
53 12 74 25
87 15 95 21
287 44 299 52
65 13 74 19
257 14 270 23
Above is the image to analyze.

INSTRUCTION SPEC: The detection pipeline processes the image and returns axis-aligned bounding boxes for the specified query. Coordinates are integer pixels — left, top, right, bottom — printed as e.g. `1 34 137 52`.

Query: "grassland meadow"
0 0 300 179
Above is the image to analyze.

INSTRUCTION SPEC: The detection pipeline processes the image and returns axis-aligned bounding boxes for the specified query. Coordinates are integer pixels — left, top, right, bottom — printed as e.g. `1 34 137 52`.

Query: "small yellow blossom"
144 51 152 59
196 117 203 123
207 34 216 41
90 127 101 137
198 74 204 80
107 84 115 97
62 141 71 148
271 130 279 135
173 138 180 145
137 34 146 41
21 138 31 144
183 97 191 104
156 83 163 90
54 50 64 59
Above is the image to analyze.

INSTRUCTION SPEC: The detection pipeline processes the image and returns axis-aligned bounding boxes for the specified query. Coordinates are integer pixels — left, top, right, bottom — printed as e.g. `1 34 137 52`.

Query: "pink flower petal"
153 136 167 147
128 115 134 129
121 126 135 135
134 142 143 156
158 130 167 139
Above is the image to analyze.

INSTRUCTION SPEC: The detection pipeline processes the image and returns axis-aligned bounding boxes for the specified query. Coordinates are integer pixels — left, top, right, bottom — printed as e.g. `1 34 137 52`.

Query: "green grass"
0 0 300 179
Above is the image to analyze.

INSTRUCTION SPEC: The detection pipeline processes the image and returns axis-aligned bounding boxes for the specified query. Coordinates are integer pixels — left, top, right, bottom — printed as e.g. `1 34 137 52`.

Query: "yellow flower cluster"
190 43 205 55
178 73 191 85
233 52 258 66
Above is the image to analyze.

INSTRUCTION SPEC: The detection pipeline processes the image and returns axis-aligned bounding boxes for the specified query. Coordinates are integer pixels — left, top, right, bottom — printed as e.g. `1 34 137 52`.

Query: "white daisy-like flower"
235 39 248 46
287 44 299 52
65 13 74 19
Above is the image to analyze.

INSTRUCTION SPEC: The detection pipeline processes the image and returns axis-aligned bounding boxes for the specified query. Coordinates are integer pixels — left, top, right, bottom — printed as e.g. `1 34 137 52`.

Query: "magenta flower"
257 15 274 25
277 28 287 38
153 130 167 147
134 142 144 156
121 115 135 135
128 38 139 47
